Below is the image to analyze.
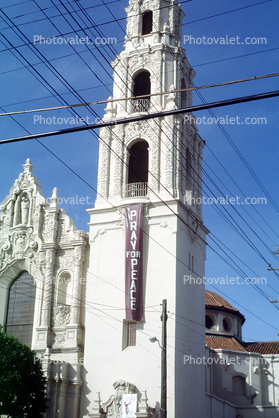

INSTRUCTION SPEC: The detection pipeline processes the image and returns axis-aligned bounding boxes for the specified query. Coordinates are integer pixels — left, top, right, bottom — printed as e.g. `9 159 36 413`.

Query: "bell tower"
84 1 208 417
95 0 202 210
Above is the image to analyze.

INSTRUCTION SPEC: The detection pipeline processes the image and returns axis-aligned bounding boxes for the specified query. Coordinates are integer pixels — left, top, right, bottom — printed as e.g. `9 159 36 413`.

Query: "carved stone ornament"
55 332 66 343
53 304 71 326
93 381 156 418
102 380 137 418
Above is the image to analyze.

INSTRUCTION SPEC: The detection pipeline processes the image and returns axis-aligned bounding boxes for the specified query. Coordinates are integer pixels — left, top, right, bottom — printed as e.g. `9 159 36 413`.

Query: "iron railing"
131 98 150 112
124 182 148 198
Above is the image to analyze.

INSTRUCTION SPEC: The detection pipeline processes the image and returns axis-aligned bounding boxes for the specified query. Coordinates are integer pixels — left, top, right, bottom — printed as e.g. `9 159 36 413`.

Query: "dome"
205 290 245 325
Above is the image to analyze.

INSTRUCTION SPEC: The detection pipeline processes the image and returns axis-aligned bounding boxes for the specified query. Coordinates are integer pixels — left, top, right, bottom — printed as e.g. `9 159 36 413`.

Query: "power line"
2 0 279 334
2 2 279 284
1 89 279 144
1 72 278 117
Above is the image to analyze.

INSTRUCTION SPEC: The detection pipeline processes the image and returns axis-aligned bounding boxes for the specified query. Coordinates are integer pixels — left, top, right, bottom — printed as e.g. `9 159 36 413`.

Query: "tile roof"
244 341 279 354
205 290 239 312
205 335 247 352
205 335 279 354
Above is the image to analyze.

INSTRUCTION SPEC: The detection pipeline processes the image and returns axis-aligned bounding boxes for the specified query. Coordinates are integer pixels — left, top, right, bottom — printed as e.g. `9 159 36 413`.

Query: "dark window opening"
5 271 36 347
223 318 232 332
126 141 148 197
132 71 150 112
128 141 148 184
205 315 214 329
181 79 187 108
142 11 152 35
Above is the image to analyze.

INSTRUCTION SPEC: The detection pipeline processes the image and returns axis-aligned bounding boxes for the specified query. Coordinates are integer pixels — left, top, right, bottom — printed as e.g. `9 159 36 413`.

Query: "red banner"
125 204 143 321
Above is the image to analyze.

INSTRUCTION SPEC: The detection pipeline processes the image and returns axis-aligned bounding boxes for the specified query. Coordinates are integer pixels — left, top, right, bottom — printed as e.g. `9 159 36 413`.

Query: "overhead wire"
1 0 278 400
41 0 279 279
60 0 279 270
0 0 274 290
1 0 278 334
1 0 278 310
0 72 278 117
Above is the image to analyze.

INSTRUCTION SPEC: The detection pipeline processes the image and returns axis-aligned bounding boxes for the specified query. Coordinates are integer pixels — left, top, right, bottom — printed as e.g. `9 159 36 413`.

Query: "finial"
23 158 33 173
50 187 59 205
92 391 102 413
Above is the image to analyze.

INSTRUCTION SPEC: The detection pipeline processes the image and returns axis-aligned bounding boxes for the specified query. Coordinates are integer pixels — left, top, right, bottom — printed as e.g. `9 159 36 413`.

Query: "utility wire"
1 0 278 326
1 0 278 288
1 72 278 117
1 90 279 144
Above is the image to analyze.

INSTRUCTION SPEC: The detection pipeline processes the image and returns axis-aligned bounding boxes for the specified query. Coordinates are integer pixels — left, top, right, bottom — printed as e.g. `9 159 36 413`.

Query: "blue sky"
0 0 279 342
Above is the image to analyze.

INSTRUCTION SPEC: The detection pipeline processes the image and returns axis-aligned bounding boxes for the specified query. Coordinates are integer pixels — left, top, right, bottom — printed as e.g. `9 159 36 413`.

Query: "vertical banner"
122 393 137 418
125 204 143 321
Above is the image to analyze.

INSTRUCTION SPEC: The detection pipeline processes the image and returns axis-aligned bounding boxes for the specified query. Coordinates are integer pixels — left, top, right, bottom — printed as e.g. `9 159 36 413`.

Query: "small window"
122 321 137 349
127 322 137 346
223 317 232 332
181 79 187 108
188 253 194 272
237 321 241 337
205 315 214 330
186 148 192 191
142 11 152 35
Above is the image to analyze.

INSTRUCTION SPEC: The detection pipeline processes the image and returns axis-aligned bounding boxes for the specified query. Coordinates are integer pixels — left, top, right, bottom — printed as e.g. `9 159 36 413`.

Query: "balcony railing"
124 182 148 198
131 98 150 112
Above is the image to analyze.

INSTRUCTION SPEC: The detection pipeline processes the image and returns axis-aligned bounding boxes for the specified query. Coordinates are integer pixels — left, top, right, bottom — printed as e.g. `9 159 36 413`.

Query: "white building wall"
82 199 207 417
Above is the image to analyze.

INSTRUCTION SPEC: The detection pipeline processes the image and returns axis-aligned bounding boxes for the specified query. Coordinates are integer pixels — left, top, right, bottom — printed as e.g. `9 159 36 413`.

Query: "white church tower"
83 0 208 417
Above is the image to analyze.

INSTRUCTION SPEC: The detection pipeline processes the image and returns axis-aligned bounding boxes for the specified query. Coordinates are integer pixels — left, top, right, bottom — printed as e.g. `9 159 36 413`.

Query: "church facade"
1 1 279 418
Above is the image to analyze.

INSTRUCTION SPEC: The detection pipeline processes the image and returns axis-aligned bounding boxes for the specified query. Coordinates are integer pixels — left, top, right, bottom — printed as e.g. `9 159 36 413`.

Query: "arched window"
232 376 246 396
5 271 36 347
142 11 152 35
126 141 148 197
132 71 151 112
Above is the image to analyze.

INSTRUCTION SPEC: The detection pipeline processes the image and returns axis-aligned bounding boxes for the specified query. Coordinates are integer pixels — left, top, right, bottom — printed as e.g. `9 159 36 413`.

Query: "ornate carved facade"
0 159 88 417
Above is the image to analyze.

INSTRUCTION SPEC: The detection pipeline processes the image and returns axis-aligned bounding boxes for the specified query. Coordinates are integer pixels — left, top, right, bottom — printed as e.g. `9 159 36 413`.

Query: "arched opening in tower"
142 11 153 35
127 140 148 197
132 71 151 112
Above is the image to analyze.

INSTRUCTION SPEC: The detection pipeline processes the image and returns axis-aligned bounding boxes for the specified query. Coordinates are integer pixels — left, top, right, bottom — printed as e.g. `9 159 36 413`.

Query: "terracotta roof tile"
205 335 247 352
206 335 279 355
244 341 279 355
205 290 239 312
